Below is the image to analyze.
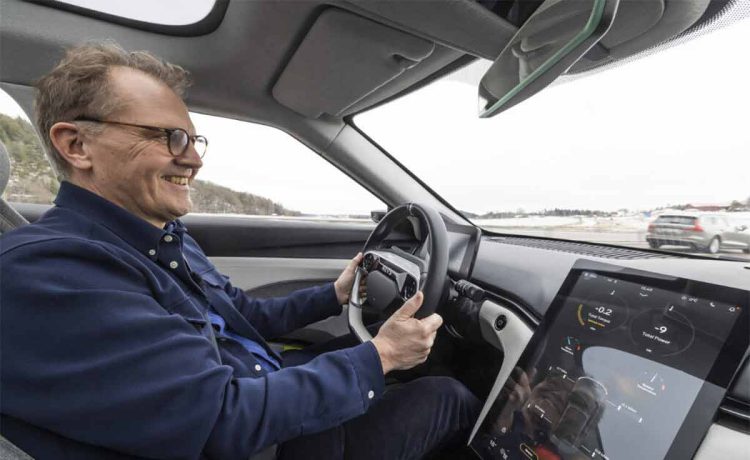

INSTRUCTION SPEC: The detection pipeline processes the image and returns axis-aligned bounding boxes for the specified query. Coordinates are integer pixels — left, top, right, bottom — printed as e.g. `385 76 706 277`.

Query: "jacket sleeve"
219 274 342 339
0 239 384 459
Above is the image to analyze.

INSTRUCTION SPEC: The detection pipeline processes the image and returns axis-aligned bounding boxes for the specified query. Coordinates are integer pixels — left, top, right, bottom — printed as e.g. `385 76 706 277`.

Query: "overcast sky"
357 17 750 214
1 10 748 215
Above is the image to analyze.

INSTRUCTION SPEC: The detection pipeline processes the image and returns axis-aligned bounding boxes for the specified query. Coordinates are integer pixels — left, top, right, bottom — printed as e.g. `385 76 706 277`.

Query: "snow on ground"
472 215 649 230
473 212 750 231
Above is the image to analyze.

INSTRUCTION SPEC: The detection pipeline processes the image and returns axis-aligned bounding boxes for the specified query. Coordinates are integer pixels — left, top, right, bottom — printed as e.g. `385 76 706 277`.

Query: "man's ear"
49 122 94 171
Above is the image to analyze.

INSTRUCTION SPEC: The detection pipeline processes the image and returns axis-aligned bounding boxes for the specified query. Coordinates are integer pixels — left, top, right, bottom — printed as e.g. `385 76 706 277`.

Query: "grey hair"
34 41 191 179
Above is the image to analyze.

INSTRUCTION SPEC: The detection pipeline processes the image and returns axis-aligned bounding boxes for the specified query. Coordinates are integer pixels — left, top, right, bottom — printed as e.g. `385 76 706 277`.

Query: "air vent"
489 236 675 259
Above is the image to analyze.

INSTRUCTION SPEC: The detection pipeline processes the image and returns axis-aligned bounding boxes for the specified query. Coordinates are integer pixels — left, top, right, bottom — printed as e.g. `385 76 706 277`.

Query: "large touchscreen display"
471 261 749 460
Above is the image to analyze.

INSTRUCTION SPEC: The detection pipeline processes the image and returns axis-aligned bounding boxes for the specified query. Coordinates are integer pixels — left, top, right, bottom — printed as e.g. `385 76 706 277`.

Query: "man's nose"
175 143 203 170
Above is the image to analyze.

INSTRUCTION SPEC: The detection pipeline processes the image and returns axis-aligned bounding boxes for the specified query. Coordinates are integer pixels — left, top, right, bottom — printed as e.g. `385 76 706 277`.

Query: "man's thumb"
349 252 363 270
395 291 423 318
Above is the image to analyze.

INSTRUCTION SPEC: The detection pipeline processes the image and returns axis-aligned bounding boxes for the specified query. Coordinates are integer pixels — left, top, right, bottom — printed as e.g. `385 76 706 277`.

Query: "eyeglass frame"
73 116 208 158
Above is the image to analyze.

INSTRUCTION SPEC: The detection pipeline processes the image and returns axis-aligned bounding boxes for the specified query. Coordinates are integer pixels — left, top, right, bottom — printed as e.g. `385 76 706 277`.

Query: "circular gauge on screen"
629 306 695 356
576 293 629 333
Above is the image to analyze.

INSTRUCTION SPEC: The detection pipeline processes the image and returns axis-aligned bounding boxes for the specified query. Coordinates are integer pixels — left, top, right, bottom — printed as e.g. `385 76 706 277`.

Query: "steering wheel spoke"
362 249 421 302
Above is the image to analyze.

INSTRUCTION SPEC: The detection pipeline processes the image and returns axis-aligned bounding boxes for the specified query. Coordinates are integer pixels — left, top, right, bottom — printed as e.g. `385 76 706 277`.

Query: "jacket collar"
54 181 186 256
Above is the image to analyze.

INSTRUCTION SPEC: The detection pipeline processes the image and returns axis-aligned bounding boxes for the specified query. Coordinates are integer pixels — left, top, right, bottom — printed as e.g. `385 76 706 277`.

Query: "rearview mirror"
478 0 619 117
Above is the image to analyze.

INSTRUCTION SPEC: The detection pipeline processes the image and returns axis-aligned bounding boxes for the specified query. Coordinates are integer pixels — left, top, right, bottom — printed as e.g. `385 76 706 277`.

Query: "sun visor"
272 9 435 118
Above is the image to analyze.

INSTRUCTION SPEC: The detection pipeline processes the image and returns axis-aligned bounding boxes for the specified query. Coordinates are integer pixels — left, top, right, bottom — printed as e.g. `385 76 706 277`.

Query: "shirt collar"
54 181 186 257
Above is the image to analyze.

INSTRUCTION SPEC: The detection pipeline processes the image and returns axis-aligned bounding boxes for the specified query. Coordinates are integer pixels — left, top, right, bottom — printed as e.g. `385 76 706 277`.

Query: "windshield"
355 18 750 260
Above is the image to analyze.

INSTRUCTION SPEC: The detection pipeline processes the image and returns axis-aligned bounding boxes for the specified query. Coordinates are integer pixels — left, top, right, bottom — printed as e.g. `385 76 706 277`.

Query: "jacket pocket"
200 269 230 289
164 296 207 329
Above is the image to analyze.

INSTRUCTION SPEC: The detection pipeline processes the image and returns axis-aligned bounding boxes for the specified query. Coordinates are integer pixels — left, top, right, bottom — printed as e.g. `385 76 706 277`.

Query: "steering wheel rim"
348 203 449 343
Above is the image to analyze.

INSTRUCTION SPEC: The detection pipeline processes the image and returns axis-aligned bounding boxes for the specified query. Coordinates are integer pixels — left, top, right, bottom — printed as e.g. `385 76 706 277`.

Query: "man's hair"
34 42 191 179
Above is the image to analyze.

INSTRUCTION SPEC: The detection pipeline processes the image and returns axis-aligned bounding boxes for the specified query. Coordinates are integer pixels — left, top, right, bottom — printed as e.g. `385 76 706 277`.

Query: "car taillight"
648 224 655 231
692 222 704 232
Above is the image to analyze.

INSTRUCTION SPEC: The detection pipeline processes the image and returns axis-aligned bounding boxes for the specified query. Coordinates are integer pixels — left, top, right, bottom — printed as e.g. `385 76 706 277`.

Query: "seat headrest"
0 141 10 196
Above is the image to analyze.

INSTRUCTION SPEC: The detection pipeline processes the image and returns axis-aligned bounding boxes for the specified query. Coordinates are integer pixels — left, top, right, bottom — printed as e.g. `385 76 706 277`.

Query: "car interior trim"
572 0 712 72
468 299 534 442
23 0 230 36
272 8 435 118
333 0 518 60
693 423 750 460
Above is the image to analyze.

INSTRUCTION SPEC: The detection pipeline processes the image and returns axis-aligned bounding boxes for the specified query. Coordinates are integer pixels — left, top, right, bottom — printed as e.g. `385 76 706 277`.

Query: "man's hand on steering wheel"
371 291 443 374
347 203 450 375
334 252 367 305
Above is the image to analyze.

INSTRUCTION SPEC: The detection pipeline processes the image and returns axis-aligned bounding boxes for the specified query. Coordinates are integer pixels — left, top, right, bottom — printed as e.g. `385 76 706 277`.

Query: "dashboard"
465 238 750 460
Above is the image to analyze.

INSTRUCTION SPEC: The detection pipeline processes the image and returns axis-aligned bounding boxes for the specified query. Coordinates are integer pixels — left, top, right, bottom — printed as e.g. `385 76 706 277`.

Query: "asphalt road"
483 228 750 262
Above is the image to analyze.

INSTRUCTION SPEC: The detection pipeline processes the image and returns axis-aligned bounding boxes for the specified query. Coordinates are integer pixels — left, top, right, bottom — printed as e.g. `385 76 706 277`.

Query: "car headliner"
1 0 727 126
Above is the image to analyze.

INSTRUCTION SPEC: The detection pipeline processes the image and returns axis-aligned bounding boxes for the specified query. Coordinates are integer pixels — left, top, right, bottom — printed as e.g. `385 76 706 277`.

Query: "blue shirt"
0 181 384 459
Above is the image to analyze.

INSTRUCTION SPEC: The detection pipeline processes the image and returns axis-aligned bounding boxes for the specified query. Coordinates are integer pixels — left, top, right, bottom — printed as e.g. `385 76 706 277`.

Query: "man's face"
81 67 202 228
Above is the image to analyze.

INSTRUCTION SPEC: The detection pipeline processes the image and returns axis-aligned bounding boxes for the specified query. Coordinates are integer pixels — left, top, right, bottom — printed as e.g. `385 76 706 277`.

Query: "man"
0 43 480 459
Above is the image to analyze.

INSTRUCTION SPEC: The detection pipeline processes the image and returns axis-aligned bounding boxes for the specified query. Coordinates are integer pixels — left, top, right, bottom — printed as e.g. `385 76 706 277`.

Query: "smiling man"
51 66 203 227
0 43 480 459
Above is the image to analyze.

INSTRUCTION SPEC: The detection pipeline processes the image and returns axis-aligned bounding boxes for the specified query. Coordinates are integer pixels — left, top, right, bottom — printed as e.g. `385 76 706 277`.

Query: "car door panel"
210 256 350 343
184 214 377 259
210 256 345 292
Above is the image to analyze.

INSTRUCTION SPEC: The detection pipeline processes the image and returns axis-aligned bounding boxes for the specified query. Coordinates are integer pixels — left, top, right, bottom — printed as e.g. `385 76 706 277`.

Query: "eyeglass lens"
169 129 207 158
169 130 188 155
193 137 208 158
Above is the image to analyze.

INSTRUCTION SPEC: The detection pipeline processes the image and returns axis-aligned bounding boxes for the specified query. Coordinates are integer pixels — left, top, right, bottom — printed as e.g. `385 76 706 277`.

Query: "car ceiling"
1 0 512 142
1 0 726 134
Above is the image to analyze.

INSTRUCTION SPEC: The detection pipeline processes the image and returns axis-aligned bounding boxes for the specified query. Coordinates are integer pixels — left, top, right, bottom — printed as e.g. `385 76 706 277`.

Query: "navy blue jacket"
0 181 384 459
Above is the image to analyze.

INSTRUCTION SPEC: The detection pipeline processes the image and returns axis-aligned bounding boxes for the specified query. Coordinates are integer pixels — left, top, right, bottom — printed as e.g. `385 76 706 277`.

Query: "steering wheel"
348 203 449 342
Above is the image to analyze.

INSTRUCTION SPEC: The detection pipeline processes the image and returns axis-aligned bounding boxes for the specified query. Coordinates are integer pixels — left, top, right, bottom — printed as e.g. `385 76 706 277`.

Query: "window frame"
25 0 230 37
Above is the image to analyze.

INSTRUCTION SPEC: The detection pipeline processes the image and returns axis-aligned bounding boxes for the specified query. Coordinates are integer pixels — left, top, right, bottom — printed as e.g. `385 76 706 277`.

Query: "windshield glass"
356 19 750 260
54 0 216 26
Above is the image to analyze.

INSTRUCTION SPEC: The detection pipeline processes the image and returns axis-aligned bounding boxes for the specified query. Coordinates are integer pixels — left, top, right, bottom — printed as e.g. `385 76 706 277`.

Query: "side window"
0 89 59 204
0 93 386 217
189 112 385 218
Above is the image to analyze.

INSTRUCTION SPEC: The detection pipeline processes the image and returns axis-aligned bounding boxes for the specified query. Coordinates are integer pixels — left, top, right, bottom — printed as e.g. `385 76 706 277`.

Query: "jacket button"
163 235 174 243
254 364 262 372
169 261 179 269
367 390 374 399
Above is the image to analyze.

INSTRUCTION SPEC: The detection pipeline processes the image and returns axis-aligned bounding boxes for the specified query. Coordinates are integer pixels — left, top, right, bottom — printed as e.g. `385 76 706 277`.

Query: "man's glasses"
74 117 208 158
